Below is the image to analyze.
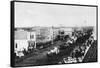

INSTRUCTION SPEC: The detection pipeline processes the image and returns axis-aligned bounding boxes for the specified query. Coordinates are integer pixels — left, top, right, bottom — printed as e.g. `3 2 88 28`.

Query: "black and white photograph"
11 1 98 67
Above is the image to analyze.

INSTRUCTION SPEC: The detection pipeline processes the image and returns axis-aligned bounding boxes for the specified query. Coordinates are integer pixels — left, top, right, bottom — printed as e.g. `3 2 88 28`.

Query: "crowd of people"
59 29 96 64
47 28 96 64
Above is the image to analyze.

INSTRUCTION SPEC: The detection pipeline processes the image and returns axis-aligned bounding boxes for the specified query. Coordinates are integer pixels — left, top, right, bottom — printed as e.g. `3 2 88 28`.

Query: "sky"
15 2 96 27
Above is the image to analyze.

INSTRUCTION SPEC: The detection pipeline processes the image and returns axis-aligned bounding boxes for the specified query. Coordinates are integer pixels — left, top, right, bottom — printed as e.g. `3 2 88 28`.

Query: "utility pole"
52 26 53 45
34 32 36 49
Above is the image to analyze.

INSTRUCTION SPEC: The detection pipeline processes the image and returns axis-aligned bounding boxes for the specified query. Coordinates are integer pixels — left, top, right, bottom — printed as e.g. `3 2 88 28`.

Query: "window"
30 35 34 39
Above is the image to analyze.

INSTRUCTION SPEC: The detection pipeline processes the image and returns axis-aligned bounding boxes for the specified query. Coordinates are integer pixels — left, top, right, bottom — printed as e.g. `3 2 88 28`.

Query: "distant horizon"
15 25 95 28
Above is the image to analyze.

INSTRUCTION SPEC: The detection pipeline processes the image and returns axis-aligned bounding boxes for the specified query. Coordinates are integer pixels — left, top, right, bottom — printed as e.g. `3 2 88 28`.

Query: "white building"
14 29 36 57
